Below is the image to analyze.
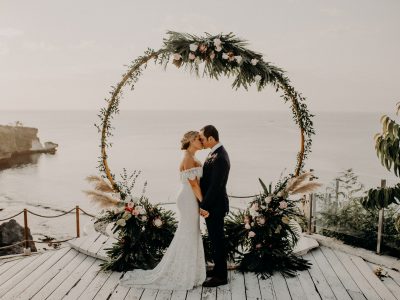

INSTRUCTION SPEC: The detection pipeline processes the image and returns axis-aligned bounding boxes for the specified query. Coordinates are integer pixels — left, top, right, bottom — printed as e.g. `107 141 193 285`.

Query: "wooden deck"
0 241 399 299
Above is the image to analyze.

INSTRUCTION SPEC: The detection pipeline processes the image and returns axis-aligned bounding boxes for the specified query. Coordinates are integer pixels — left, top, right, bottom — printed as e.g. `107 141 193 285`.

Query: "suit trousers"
205 213 227 280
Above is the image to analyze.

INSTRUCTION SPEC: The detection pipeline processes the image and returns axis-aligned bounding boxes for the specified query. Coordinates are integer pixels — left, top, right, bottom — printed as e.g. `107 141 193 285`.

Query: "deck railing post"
377 179 386 255
307 194 313 234
23 208 29 250
335 179 340 211
312 193 316 233
76 205 80 238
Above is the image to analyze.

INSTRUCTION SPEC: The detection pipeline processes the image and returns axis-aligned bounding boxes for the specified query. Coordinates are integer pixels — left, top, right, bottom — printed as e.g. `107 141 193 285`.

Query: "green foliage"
115 169 147 201
326 169 364 201
94 31 316 276
317 171 400 255
362 103 400 210
98 197 177 272
375 103 400 176
318 198 400 256
159 31 314 174
361 184 400 210
221 179 311 278
97 31 315 184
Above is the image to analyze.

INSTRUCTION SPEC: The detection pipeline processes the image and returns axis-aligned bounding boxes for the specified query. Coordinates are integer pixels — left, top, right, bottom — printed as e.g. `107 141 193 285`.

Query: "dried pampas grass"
83 190 122 208
84 175 121 208
284 172 322 196
285 172 313 193
290 182 322 195
85 175 114 193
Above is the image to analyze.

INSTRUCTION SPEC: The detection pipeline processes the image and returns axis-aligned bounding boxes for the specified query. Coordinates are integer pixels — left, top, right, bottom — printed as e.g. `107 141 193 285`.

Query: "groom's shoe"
202 277 228 287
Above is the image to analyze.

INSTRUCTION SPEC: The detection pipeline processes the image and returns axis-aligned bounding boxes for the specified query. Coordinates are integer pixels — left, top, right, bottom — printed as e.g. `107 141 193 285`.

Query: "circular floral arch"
96 31 315 192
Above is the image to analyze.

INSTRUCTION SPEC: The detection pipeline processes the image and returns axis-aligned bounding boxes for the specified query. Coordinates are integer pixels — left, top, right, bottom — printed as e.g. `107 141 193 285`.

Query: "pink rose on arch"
256 243 262 249
244 223 251 230
188 53 196 60
131 209 140 216
248 231 256 238
279 201 288 209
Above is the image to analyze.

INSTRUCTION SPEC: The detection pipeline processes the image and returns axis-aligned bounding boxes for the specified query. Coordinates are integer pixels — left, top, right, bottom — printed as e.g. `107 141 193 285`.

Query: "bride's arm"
188 178 203 203
182 158 203 202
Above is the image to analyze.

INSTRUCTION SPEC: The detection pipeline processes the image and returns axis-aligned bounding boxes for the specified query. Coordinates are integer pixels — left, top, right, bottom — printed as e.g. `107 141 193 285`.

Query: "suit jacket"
200 145 230 216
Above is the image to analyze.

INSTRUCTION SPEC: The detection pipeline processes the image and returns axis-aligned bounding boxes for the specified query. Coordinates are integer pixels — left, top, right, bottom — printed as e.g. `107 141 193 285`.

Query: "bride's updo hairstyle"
181 131 199 150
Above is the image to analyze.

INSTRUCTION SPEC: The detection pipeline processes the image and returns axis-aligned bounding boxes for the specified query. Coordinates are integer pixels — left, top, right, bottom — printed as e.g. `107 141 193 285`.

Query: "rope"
0 210 24 222
0 238 76 250
0 207 96 221
228 194 258 199
27 208 76 218
78 208 95 218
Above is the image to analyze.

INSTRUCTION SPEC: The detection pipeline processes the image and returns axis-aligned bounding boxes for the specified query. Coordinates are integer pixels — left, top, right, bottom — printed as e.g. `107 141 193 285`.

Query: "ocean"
0 110 398 241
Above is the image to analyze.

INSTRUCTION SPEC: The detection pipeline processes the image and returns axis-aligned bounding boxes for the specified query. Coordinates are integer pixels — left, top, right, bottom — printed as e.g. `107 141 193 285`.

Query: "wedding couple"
120 125 230 290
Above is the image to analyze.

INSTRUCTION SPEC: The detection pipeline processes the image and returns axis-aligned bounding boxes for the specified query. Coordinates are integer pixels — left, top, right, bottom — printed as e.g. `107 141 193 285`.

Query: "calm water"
0 110 397 239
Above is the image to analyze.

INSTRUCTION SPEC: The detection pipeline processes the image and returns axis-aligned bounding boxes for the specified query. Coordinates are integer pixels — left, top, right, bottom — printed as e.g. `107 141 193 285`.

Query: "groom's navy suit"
200 145 230 280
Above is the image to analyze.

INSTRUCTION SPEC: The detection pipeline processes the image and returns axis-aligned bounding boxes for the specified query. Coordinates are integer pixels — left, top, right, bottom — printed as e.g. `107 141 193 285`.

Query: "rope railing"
0 205 96 255
228 194 258 199
0 210 24 222
27 207 76 218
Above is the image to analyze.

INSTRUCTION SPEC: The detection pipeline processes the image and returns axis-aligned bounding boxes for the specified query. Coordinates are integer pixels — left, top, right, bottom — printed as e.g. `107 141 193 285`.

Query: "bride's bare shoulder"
180 153 198 171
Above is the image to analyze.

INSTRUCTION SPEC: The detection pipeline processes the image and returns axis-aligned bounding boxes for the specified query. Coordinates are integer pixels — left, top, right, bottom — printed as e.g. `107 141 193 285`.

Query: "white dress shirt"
210 142 222 154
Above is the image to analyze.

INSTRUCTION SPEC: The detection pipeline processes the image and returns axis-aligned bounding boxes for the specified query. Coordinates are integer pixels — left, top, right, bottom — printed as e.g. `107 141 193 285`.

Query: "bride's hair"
181 131 199 150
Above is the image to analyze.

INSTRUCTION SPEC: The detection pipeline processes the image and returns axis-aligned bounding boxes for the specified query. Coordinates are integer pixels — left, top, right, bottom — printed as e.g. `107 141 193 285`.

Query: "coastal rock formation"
0 125 58 163
0 219 37 256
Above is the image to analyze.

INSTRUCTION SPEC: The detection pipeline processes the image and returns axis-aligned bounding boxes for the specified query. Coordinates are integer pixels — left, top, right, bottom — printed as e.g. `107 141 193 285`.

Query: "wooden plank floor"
1 245 399 299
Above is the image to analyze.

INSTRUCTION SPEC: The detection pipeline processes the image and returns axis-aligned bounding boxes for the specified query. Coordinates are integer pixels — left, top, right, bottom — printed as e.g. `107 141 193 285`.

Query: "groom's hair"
201 125 219 142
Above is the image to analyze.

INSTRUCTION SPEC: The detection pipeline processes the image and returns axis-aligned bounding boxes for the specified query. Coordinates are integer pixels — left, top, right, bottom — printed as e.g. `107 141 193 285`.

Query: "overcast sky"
0 0 399 112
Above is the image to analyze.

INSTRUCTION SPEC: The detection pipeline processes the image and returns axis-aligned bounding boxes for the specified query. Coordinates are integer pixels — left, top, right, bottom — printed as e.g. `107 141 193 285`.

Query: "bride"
120 131 206 290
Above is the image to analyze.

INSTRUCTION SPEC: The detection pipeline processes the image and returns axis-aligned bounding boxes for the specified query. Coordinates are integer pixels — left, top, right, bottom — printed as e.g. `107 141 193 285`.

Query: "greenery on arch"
93 31 317 277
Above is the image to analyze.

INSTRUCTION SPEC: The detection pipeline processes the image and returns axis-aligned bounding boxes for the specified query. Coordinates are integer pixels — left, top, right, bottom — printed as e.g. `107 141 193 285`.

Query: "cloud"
0 28 24 38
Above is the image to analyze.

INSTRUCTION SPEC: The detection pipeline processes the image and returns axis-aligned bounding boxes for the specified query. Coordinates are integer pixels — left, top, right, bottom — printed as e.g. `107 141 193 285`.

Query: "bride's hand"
199 208 209 218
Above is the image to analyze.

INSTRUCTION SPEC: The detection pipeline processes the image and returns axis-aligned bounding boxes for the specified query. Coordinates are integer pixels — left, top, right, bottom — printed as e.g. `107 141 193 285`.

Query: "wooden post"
23 208 29 249
307 194 313 234
312 193 316 233
335 179 340 210
377 179 386 255
76 205 80 238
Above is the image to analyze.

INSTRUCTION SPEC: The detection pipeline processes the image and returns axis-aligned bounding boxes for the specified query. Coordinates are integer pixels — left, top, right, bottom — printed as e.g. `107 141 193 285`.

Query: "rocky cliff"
0 125 58 162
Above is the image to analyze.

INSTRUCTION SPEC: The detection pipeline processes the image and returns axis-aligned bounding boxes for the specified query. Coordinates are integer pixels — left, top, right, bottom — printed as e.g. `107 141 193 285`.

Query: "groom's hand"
199 208 209 218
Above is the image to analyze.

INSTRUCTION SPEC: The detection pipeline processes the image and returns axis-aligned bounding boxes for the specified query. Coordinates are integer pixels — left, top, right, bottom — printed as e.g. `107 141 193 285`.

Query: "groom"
199 125 230 287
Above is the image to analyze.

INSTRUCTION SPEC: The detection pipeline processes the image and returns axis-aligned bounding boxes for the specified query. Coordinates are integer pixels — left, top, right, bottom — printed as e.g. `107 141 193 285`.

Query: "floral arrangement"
84 171 177 272
90 31 318 276
96 31 315 192
222 172 321 278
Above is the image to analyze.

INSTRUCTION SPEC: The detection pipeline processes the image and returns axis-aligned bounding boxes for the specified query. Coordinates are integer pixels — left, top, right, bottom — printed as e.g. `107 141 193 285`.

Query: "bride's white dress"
120 167 206 290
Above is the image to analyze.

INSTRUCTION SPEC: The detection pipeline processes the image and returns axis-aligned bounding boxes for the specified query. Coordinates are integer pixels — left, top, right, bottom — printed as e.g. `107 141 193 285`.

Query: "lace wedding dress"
120 167 206 290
